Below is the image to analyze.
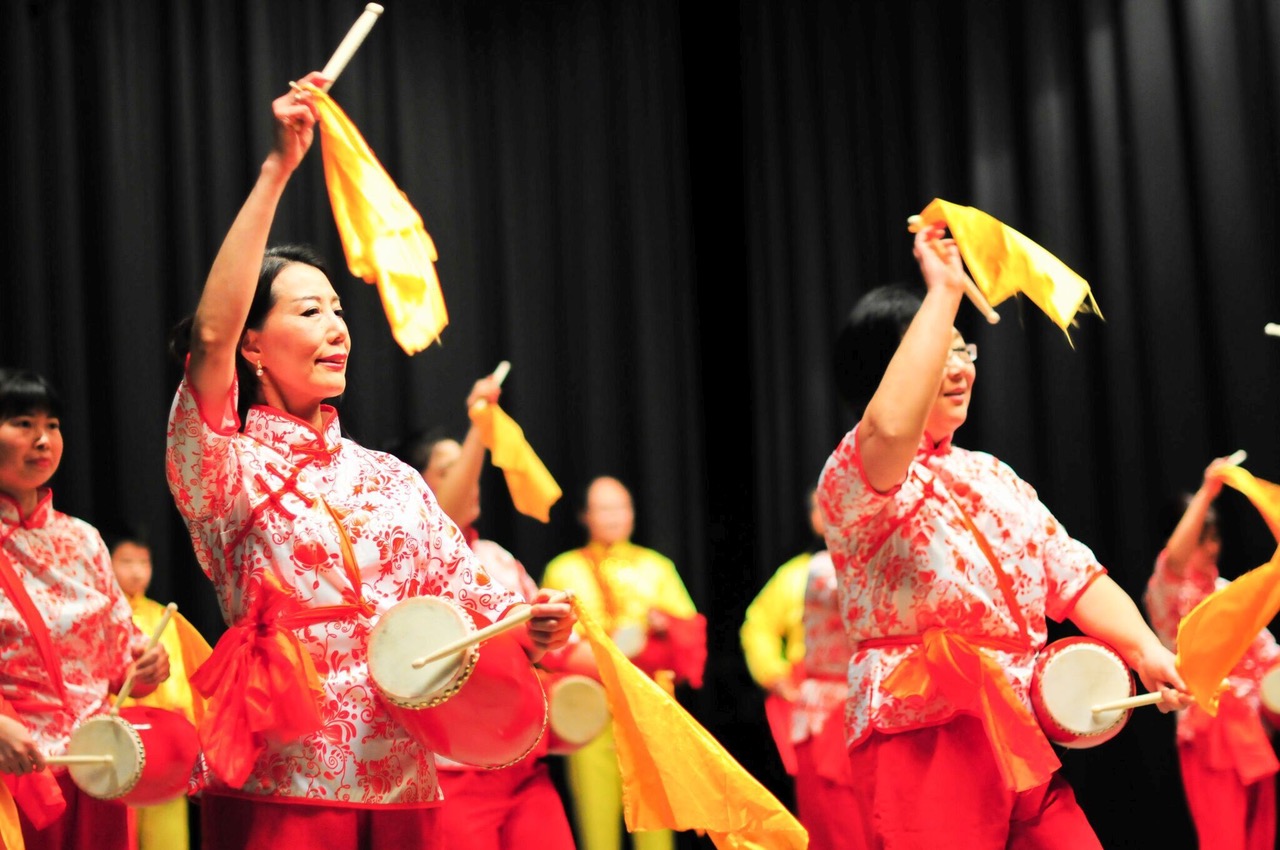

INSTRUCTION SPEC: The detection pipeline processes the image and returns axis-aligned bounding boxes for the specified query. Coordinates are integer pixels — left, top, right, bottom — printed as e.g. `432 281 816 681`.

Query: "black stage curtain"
3 1 1279 847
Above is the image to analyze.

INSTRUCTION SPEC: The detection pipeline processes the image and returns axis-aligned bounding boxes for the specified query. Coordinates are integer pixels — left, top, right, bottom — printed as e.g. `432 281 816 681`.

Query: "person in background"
163 73 574 850
0 368 170 850
107 529 212 850
1144 454 1280 850
396 370 577 850
817 225 1191 849
739 486 822 781
540 476 705 850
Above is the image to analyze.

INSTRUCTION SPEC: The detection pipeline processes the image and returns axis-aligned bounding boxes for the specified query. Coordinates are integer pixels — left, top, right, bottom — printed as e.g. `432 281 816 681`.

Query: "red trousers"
198 793 441 850
436 759 575 850
1179 738 1277 850
19 771 132 850
847 714 1101 850
794 739 859 850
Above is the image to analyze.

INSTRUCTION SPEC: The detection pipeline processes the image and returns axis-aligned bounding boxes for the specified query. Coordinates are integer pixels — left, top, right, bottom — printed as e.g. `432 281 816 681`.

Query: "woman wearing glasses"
815 225 1192 849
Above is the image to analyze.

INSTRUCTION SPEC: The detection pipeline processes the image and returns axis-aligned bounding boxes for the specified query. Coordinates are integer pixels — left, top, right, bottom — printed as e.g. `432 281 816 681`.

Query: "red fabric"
199 794 441 850
847 714 1100 850
629 613 708 688
870 629 1059 792
0 698 64 829
793 740 859 850
810 704 854 787
436 760 574 850
188 577 327 789
1182 691 1280 785
1179 735 1277 850
18 770 130 850
764 694 798 776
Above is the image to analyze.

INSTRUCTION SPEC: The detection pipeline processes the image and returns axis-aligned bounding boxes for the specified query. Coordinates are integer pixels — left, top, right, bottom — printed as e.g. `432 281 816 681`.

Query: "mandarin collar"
918 434 954 460
243 404 342 465
0 488 54 531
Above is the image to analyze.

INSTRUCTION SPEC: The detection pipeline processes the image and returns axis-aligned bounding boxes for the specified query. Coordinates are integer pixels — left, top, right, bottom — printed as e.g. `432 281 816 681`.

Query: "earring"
256 361 264 378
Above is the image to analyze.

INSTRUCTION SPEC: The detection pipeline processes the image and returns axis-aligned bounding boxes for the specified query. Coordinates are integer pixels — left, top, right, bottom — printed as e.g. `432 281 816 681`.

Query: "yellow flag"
304 84 448 355
1214 465 1280 542
1176 546 1280 715
916 199 1101 339
469 402 562 522
0 781 23 850
572 599 809 849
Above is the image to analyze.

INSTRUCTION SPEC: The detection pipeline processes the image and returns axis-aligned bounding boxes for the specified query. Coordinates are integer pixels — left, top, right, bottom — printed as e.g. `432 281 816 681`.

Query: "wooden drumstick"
469 360 512 413
111 602 177 716
1265 323 1280 338
1090 691 1166 713
1225 449 1248 466
44 755 116 766
410 590 573 668
321 4 386 91
907 215 1001 325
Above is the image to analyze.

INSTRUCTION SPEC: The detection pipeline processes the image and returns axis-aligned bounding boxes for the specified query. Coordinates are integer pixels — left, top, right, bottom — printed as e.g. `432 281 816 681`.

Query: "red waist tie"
861 628 1061 792
189 578 362 790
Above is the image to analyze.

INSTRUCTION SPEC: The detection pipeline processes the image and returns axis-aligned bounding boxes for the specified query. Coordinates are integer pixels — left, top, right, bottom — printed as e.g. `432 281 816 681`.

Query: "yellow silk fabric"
304 84 448 355
571 598 809 849
468 402 562 522
0 782 23 850
1176 464 1280 715
916 198 1101 339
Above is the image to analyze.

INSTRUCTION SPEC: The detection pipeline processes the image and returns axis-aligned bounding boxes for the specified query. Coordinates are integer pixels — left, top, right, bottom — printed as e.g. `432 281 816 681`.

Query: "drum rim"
368 596 481 709
1032 638 1133 742
66 713 146 800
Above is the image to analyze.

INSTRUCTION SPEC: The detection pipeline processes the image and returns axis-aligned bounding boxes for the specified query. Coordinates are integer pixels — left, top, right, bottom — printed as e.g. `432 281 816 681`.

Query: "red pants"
19 771 132 850
436 759 574 850
847 714 1100 850
794 739 859 850
198 793 441 850
1179 738 1277 850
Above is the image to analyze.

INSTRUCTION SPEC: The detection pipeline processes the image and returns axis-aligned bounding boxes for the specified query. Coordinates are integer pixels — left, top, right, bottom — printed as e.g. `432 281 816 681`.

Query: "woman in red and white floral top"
0 368 170 850
817 226 1192 849
164 72 573 850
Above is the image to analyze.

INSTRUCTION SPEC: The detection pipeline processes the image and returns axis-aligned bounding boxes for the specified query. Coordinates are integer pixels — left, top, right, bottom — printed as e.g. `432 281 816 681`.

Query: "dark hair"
0 369 63 420
390 425 452 474
167 244 334 426
102 523 151 555
831 283 923 413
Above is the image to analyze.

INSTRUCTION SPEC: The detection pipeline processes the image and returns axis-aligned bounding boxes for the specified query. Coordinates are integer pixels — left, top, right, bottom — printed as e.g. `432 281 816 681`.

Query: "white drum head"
548 675 610 746
1261 665 1280 715
611 623 646 659
368 596 476 708
65 715 143 800
1039 643 1131 736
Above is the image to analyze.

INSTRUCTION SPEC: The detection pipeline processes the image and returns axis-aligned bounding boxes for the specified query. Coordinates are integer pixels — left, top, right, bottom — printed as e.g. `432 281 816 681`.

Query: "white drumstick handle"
411 605 535 668
1225 449 1248 466
1265 323 1280 338
1091 691 1165 713
492 361 512 386
321 4 386 91
45 755 116 766
111 602 178 715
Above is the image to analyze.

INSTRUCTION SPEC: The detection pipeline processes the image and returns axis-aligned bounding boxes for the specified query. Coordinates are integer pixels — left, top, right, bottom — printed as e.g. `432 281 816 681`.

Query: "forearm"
433 423 486 525
188 157 292 396
1068 575 1166 669
1164 486 1215 574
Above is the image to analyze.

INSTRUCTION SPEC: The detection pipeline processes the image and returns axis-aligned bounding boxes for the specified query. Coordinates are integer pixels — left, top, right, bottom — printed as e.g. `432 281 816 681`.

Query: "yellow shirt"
120 596 211 723
542 541 697 633
739 552 809 689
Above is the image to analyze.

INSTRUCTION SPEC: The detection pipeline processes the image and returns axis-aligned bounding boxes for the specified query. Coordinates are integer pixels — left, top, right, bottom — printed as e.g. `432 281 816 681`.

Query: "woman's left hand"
525 589 576 654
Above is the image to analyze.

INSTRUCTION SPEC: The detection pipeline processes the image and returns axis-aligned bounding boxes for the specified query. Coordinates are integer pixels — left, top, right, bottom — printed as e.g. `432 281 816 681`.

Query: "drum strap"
948 492 1031 642
0 539 69 708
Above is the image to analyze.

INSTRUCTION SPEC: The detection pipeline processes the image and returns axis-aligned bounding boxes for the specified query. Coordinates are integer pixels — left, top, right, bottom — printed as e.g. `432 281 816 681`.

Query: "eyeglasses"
947 343 978 365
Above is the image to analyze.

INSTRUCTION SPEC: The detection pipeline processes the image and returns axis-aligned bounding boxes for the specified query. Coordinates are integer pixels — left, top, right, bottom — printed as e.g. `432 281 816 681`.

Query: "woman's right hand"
270 71 329 173
0 714 44 776
912 224 966 295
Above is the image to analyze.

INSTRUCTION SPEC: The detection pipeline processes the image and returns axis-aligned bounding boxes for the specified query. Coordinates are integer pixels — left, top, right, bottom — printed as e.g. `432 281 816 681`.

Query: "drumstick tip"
1265 322 1280 338
366 3 385 13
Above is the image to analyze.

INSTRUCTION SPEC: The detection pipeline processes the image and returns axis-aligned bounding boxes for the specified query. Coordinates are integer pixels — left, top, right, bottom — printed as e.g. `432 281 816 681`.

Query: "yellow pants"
566 725 673 850
133 797 189 850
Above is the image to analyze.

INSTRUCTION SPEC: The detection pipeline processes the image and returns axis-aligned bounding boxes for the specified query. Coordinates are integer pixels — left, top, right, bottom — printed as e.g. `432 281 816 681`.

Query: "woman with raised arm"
165 73 573 850
0 368 169 850
816 224 1192 849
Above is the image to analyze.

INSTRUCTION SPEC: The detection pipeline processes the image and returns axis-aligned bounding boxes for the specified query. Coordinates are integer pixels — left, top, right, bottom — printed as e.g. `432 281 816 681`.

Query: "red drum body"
65 705 199 805
540 672 610 754
1030 636 1135 749
367 596 547 769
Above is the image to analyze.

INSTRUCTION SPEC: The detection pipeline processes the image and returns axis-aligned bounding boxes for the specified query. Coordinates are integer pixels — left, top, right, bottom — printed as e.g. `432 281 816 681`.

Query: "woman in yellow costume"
108 530 212 850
